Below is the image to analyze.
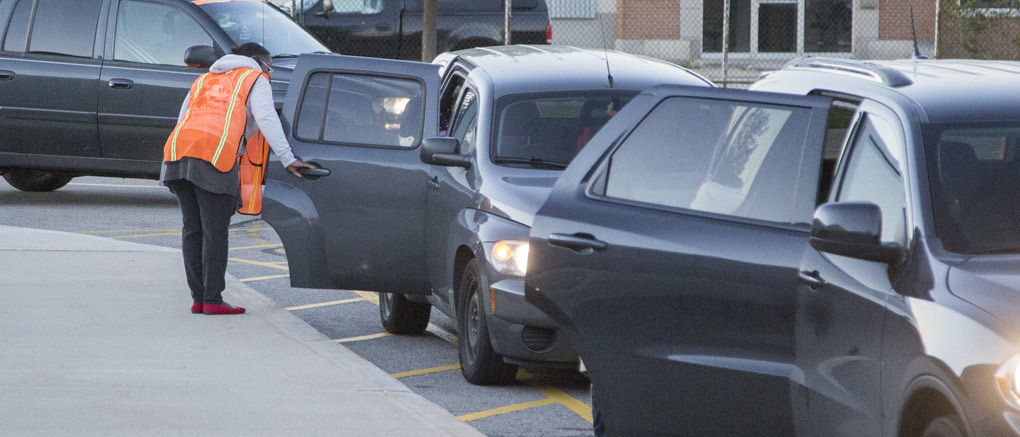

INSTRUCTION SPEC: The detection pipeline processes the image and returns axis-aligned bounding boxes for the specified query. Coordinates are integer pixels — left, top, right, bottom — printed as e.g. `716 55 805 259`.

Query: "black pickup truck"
272 0 549 59
0 0 328 192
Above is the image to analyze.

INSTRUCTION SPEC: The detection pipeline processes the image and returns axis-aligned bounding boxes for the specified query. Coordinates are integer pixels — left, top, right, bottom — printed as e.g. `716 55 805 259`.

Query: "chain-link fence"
548 0 1020 87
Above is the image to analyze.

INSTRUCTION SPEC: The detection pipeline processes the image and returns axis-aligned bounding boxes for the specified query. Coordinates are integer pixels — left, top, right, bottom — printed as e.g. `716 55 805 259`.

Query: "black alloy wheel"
378 292 431 335
456 259 518 385
2 169 72 192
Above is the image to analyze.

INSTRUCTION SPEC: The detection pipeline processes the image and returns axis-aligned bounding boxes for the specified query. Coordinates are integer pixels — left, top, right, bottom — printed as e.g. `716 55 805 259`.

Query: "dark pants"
169 179 235 305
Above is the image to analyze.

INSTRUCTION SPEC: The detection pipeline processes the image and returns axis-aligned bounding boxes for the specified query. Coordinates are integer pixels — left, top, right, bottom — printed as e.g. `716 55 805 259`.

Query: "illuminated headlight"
996 355 1020 409
491 240 529 276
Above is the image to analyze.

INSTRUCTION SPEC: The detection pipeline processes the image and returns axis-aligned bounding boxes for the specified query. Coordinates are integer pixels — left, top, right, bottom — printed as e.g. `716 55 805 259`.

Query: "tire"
457 259 518 385
2 169 72 192
378 292 431 335
921 414 966 437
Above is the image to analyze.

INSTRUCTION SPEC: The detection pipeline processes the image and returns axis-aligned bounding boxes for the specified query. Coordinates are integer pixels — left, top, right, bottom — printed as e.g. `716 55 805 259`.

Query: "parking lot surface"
0 176 595 437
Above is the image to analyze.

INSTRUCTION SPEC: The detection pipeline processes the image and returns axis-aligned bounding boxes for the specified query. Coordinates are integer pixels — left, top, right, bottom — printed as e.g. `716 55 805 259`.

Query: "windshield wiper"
272 53 300 58
492 157 568 170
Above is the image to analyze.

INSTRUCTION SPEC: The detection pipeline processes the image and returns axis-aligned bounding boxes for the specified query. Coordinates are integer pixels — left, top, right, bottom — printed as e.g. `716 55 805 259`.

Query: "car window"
836 115 907 245
28 0 102 57
114 0 213 66
331 0 383 14
492 91 635 168
927 121 1020 253
295 71 424 148
2 0 31 52
439 72 466 134
593 96 815 224
450 88 478 155
817 102 858 204
199 1 328 56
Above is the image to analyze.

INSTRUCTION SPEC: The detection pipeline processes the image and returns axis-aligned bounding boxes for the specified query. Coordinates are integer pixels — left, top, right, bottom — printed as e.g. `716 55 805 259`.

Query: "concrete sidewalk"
0 225 482 436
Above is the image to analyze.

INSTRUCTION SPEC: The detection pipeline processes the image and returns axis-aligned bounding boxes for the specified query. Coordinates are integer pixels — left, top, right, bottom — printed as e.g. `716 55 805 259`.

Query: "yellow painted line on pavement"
239 274 290 283
68 182 164 189
335 332 392 343
458 398 558 422
391 364 461 379
355 290 380 304
228 258 290 271
229 243 283 251
286 298 365 311
535 386 594 423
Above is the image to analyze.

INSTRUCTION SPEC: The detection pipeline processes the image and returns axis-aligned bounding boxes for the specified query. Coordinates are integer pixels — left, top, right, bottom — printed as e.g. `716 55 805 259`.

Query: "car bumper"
490 278 557 328
486 278 577 365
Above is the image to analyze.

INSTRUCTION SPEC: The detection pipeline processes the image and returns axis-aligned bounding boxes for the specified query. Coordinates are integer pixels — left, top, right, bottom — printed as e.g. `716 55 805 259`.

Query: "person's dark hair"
232 42 270 58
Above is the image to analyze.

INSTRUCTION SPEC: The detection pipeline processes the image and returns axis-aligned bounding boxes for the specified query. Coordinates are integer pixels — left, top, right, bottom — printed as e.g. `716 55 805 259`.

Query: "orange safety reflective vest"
163 68 271 215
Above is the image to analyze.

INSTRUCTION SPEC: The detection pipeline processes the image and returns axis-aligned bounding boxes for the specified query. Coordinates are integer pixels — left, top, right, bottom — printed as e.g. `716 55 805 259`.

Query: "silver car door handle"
0 70 14 80
548 233 607 253
298 166 330 179
798 270 826 289
108 79 134 89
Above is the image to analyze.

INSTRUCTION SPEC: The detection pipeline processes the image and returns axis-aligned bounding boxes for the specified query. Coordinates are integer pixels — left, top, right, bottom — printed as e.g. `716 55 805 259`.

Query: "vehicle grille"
521 326 556 352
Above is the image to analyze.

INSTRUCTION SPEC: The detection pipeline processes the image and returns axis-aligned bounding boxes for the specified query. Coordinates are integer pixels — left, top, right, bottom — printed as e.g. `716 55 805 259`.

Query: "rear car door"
0 0 104 158
526 86 831 435
97 0 226 167
263 54 439 294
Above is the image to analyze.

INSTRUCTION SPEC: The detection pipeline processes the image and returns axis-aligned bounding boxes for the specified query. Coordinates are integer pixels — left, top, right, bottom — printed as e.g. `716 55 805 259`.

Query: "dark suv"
260 45 712 385
0 0 327 192
526 58 1020 435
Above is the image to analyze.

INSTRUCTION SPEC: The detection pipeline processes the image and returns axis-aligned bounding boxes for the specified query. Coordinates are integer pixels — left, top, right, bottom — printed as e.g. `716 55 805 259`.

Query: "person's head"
233 42 272 75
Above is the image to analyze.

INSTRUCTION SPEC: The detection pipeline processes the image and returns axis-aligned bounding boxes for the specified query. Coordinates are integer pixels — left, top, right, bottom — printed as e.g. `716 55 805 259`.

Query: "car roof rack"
782 58 914 87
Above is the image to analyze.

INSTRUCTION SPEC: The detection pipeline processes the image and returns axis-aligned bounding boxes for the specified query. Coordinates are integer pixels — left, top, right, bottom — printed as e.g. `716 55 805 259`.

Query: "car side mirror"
421 137 471 169
184 45 217 69
810 202 904 264
315 0 333 17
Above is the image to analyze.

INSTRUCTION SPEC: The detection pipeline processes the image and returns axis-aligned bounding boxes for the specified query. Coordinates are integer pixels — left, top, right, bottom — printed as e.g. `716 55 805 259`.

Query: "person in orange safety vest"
161 43 313 315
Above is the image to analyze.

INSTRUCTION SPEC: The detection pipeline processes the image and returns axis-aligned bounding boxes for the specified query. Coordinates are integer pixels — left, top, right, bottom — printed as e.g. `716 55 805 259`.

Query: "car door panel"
526 86 831 434
793 105 905 435
264 54 439 294
97 0 221 163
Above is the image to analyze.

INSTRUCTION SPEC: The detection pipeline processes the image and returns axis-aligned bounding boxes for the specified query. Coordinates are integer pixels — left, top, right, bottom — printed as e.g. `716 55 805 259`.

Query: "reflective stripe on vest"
163 68 266 172
237 131 270 215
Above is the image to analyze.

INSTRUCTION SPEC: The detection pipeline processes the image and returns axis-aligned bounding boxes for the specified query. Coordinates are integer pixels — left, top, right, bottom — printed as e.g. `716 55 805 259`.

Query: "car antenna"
910 6 928 60
596 16 614 88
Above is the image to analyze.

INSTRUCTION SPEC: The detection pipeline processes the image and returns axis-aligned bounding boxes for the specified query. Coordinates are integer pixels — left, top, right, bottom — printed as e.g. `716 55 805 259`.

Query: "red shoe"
191 303 204 314
203 302 246 315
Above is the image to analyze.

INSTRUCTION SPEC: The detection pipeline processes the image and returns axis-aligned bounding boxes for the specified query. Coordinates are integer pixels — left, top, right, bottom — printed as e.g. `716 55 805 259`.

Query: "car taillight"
546 21 552 44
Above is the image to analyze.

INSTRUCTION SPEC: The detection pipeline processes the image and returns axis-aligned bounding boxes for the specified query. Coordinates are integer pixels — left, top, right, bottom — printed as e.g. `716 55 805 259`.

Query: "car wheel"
2 169 72 192
457 259 518 385
921 414 965 437
378 292 431 335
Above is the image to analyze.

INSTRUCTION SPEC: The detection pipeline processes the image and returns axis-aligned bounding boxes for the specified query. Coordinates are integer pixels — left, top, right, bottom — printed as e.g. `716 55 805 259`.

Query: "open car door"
525 85 832 434
263 54 439 294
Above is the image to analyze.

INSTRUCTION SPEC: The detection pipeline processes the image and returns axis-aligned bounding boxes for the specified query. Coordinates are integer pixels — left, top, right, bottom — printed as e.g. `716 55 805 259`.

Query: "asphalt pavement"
0 224 482 436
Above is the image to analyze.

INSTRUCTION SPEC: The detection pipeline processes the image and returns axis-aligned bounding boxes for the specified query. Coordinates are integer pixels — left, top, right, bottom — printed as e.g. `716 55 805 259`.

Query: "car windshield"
198 1 328 57
491 91 637 169
926 121 1020 254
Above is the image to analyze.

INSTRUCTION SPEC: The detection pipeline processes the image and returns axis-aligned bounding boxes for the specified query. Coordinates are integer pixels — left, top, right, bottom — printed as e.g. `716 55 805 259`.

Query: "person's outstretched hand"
287 159 316 178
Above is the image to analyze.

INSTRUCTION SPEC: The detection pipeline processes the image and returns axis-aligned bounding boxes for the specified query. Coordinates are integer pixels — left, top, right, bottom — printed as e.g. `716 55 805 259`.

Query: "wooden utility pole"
423 0 438 61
